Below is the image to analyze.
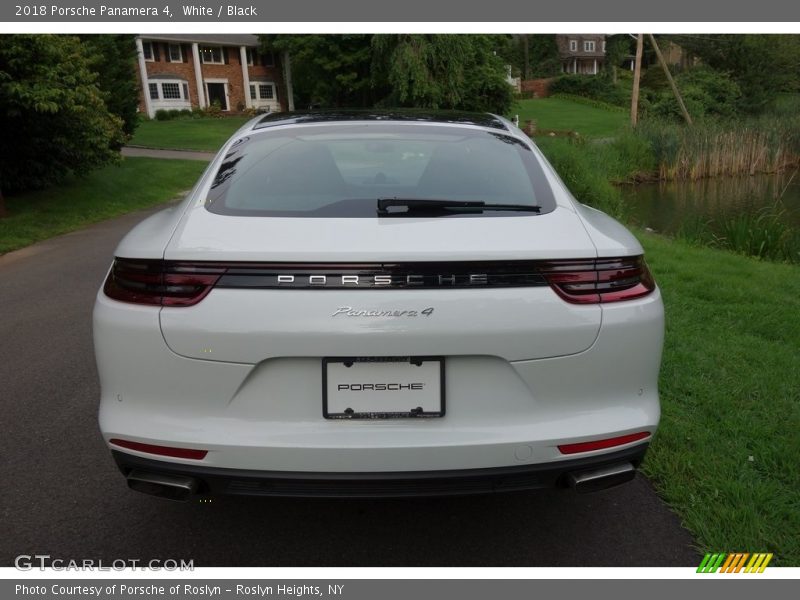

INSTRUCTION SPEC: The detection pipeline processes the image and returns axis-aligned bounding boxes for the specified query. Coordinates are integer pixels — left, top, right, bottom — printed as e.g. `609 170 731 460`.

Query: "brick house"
134 34 288 117
556 34 606 75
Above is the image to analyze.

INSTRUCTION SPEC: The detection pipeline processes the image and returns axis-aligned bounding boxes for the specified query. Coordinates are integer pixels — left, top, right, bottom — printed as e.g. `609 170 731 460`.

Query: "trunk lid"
159 207 601 363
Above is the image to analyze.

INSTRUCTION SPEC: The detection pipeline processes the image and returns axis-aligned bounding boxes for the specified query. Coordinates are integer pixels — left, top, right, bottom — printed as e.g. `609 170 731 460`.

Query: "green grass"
511 97 628 138
0 157 207 254
129 116 250 152
534 115 800 561
639 230 800 565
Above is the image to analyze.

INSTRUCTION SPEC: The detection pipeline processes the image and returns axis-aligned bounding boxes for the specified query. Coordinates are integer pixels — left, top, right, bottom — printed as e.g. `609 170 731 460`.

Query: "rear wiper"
377 198 541 216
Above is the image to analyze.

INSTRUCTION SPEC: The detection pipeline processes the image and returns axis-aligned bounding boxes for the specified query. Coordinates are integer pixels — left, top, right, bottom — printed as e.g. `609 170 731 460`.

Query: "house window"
569 39 577 52
259 84 274 99
201 46 224 64
161 83 181 99
142 41 154 62
584 41 596 52
246 48 258 66
602 41 606 53
149 79 190 106
168 44 183 63
250 83 276 102
263 52 275 67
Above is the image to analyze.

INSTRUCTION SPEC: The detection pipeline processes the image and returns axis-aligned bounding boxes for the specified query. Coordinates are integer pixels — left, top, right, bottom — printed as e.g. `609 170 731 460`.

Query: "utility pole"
630 34 644 127
648 34 692 126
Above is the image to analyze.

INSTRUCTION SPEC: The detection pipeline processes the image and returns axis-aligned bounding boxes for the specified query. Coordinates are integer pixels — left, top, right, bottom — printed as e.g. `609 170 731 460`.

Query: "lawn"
129 116 251 152
639 231 800 565
511 97 627 138
0 157 207 254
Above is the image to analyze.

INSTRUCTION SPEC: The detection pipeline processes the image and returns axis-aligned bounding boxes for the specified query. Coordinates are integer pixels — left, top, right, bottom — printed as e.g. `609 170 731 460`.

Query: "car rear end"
94 112 663 501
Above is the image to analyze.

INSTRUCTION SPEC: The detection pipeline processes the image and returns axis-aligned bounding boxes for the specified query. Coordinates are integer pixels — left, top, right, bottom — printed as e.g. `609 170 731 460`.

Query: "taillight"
540 256 655 304
103 259 223 307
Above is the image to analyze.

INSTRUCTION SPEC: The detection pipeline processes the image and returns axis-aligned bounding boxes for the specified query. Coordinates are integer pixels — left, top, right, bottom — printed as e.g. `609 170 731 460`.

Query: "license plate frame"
322 356 446 419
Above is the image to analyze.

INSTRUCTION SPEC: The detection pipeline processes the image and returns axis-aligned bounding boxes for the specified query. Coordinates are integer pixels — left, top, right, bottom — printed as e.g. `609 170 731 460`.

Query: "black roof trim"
253 109 509 131
139 34 260 47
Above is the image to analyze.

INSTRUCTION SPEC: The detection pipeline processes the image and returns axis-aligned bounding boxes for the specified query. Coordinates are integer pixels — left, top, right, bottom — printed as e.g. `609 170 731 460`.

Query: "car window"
205 124 556 217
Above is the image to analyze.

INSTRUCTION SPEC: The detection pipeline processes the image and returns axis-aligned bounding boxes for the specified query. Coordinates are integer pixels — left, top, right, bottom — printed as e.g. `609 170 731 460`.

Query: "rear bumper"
112 443 649 499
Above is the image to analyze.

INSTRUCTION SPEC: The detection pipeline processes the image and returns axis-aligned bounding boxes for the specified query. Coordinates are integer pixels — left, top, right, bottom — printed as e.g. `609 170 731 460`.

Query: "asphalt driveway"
0 205 699 567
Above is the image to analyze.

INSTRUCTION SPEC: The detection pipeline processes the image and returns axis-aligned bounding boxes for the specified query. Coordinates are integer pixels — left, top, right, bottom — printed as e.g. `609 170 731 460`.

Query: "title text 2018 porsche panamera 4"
94 110 664 501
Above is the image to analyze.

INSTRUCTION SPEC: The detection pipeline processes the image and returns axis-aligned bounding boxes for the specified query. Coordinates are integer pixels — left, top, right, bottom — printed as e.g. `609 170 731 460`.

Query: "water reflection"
622 174 800 234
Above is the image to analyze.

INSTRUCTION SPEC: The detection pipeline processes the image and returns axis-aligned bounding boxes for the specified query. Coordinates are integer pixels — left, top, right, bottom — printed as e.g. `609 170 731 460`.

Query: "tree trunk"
630 34 644 128
523 35 530 80
283 50 295 112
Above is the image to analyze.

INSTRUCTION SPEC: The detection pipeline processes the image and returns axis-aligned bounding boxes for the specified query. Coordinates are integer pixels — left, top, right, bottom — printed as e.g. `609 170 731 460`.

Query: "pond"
620 173 800 234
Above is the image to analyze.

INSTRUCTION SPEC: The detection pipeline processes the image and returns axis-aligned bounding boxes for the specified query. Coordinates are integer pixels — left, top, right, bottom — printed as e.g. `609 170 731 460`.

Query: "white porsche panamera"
94 110 664 501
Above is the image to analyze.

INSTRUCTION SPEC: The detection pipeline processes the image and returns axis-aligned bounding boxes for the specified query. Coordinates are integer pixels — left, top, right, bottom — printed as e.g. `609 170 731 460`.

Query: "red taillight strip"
540 256 655 304
109 438 208 460
558 432 651 455
103 259 222 307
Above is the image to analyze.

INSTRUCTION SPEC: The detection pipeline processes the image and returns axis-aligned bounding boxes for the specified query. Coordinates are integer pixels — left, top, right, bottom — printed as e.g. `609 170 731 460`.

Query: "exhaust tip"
567 462 636 493
126 470 198 502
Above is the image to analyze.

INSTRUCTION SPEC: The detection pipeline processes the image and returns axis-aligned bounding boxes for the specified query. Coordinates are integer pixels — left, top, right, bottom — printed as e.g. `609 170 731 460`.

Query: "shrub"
645 66 742 121
549 93 627 113
204 101 224 118
153 109 186 121
549 75 630 107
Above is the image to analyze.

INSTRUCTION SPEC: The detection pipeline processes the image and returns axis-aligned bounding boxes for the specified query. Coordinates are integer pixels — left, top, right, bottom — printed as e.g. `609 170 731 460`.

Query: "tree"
604 35 633 82
261 35 373 108
664 34 800 114
525 35 561 78
261 34 515 115
498 35 560 80
371 34 513 114
0 35 125 209
79 35 140 138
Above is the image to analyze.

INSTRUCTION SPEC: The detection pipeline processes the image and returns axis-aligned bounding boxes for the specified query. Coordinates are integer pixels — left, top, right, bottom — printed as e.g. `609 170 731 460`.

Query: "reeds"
676 203 800 263
637 117 800 181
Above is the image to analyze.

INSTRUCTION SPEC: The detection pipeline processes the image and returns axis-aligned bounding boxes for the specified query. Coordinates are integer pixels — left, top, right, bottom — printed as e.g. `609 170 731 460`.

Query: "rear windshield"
205 124 556 218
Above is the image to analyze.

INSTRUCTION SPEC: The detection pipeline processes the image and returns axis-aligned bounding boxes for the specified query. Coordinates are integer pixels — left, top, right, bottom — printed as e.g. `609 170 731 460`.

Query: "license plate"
323 357 445 419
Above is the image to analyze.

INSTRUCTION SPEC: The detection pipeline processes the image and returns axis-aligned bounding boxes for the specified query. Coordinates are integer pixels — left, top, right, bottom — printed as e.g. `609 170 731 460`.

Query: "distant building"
556 34 606 75
661 39 697 69
134 34 287 118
